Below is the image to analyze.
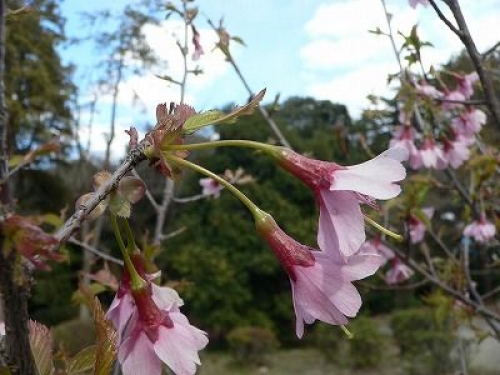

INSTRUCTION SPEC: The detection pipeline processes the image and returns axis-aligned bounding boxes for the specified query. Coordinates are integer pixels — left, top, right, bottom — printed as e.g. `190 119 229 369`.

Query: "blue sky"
60 0 500 157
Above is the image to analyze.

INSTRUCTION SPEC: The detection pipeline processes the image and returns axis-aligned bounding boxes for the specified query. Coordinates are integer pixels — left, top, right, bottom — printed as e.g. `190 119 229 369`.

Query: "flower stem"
164 154 262 219
364 215 403 242
121 217 137 253
110 214 146 290
164 139 281 155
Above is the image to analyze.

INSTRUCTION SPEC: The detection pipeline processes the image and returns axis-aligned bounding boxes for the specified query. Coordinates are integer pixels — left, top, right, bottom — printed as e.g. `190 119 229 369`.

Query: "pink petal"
151 285 184 311
153 313 208 375
331 148 406 199
318 190 365 259
120 331 161 375
339 253 383 280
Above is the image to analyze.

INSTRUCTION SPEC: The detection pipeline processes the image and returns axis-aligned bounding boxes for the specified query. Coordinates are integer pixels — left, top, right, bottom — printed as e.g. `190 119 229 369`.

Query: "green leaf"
28 321 54 375
183 89 266 134
67 346 96 375
108 194 131 218
93 298 117 375
230 35 246 46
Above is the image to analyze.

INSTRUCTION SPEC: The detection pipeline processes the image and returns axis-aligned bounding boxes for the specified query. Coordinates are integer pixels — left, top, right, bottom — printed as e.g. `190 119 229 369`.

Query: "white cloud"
82 19 231 160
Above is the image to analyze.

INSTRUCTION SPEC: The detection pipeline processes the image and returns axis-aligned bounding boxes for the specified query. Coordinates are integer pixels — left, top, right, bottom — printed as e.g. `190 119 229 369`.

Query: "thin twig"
68 237 123 266
207 19 291 149
391 246 500 330
428 0 461 36
131 168 159 211
158 227 187 241
482 41 500 59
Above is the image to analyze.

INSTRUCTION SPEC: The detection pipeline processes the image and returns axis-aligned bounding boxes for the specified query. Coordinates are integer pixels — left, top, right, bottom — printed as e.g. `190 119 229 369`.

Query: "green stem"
122 217 137 253
163 139 281 156
164 154 262 219
364 215 403 242
110 214 145 289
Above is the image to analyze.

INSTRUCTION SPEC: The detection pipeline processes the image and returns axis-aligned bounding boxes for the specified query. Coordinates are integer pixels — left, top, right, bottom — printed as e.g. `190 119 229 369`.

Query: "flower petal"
331 148 407 199
318 190 365 258
120 330 161 375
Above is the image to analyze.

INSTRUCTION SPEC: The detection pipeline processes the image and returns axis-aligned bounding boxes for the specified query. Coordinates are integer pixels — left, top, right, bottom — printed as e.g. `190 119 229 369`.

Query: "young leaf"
93 297 117 375
183 89 266 134
67 346 96 375
28 321 54 375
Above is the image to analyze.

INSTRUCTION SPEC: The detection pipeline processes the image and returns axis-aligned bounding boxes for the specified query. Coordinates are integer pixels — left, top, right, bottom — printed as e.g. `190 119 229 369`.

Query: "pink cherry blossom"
442 137 470 169
452 107 487 137
441 90 466 110
256 214 382 338
418 138 447 170
390 125 419 159
107 256 184 343
0 321 4 336
118 284 208 375
408 207 434 244
386 258 414 284
359 237 395 266
463 213 496 243
277 147 407 259
199 178 223 198
409 0 429 8
415 81 442 98
456 72 479 99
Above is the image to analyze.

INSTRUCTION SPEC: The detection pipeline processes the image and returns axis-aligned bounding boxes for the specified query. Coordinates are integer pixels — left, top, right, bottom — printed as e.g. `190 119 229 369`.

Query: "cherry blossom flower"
456 72 479 99
390 125 419 159
418 138 447 170
118 284 208 375
451 107 487 137
0 321 4 336
441 90 466 110
463 213 496 243
386 258 414 284
442 137 470 169
415 81 442 98
274 147 407 259
199 178 223 198
408 207 434 244
359 237 395 266
256 213 382 338
107 255 184 343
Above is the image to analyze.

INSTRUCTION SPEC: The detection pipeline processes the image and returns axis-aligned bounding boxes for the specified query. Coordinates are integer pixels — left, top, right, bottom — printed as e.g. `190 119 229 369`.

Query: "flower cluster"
391 72 484 171
254 146 407 335
360 237 414 285
107 254 208 375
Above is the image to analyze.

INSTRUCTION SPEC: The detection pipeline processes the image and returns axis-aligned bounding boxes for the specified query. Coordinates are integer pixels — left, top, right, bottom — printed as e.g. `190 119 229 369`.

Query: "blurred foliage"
6 0 75 154
390 307 455 374
226 326 279 365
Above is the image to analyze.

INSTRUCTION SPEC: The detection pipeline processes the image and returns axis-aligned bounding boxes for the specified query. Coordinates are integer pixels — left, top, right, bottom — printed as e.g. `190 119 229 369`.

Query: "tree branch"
436 0 500 127
54 146 146 244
